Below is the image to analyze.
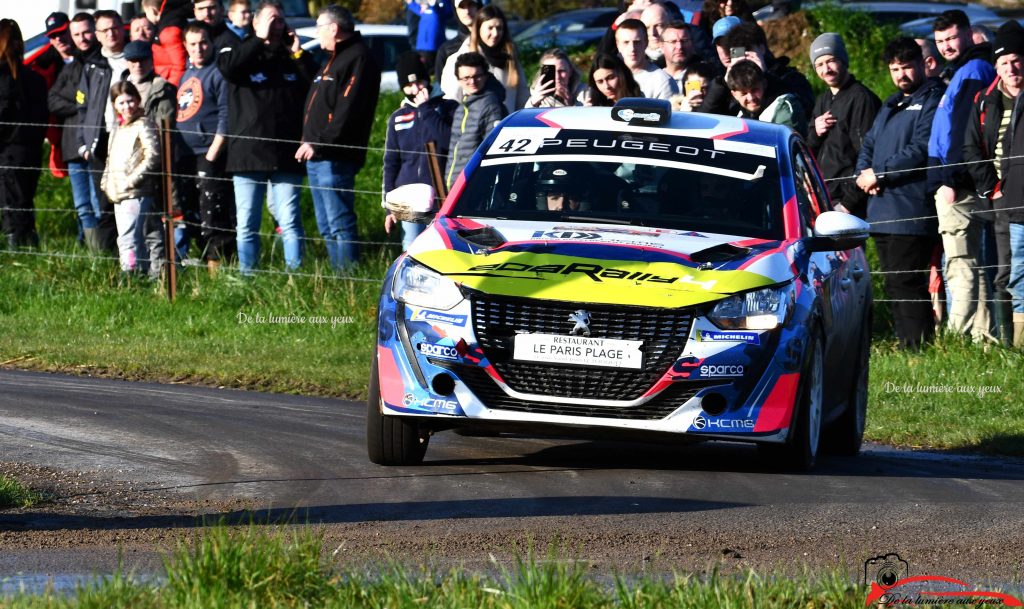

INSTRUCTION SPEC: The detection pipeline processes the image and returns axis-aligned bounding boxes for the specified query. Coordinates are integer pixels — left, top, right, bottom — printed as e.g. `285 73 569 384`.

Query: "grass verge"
2 524 876 608
0 475 41 510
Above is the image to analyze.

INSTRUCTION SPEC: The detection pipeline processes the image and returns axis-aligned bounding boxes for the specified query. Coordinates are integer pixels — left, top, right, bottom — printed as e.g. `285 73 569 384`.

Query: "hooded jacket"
153 0 190 86
383 93 457 197
445 74 507 189
927 42 995 192
736 78 807 137
218 35 314 174
807 75 882 218
856 78 945 235
301 32 381 166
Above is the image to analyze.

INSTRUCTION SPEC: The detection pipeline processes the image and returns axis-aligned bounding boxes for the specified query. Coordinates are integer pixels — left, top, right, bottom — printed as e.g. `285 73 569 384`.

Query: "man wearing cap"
295 5 381 271
30 12 75 181
123 41 178 122
615 18 675 99
75 9 128 252
383 53 457 250
48 12 105 248
689 15 738 114
435 0 479 85
807 32 880 219
964 22 1024 345
928 9 997 342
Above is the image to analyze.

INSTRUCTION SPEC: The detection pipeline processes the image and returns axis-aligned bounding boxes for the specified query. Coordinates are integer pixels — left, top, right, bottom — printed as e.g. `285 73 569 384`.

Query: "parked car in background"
755 1 1001 26
298 24 453 92
514 7 618 50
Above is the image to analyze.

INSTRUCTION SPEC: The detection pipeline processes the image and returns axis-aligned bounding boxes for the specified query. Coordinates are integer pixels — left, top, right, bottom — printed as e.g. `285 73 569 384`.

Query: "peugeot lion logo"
568 310 592 336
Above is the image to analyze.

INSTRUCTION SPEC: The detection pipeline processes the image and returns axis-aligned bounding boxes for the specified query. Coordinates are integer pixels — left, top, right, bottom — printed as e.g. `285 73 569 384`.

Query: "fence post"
425 140 448 206
161 118 177 302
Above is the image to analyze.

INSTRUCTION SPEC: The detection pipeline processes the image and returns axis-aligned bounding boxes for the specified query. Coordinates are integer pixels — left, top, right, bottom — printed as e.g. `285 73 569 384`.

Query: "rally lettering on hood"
466 260 717 288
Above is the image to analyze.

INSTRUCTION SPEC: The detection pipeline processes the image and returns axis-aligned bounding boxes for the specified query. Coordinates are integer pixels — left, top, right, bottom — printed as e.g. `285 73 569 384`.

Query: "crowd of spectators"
2 1 1024 349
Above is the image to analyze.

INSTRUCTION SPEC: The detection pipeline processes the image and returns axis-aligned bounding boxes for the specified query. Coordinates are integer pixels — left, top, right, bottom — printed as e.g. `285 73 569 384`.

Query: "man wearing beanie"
382 52 457 249
807 32 880 219
295 4 381 271
964 21 1024 345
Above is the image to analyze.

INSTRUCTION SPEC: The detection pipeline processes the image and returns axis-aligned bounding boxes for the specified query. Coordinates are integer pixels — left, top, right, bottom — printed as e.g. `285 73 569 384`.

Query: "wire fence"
1 119 1019 297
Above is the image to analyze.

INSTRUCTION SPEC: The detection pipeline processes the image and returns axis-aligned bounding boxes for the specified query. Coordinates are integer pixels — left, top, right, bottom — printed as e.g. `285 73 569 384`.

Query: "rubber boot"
83 227 102 252
1014 313 1024 349
994 299 1013 347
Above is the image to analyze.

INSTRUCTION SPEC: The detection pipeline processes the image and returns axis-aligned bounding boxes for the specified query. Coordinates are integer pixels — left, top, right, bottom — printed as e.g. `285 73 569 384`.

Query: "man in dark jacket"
48 13 102 246
807 32 880 219
967 22 1024 346
719 23 814 120
434 0 478 85
295 5 381 271
218 0 313 272
30 12 75 179
928 9 996 342
445 52 507 189
383 52 457 249
855 37 944 349
75 9 128 252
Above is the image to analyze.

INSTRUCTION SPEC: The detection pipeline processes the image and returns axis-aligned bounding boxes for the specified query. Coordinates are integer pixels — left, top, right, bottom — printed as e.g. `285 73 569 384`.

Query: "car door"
792 145 854 407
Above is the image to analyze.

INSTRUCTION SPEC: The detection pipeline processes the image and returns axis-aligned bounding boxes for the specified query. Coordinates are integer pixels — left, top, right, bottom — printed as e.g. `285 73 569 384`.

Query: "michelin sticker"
410 309 469 327
696 330 761 345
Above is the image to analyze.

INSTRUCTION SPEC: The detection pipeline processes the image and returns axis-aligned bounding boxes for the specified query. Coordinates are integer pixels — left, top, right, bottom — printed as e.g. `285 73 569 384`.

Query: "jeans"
113 196 163 276
307 159 358 270
233 172 304 271
401 220 425 251
1008 223 1024 314
68 160 100 230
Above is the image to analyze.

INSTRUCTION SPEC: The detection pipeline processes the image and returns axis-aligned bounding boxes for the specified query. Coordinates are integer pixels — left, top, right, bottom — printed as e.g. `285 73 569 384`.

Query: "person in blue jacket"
383 52 457 250
856 37 945 349
405 0 453 74
927 9 997 342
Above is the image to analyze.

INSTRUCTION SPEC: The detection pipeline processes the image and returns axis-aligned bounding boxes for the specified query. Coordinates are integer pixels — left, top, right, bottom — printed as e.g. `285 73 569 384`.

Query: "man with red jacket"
295 5 381 271
142 0 189 86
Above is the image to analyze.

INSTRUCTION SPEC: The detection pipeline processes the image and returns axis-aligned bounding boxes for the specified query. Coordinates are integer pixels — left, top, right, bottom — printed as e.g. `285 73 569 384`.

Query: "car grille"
435 362 720 420
469 294 694 401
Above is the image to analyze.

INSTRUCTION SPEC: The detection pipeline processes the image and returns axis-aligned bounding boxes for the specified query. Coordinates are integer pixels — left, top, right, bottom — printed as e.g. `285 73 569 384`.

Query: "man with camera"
217 0 314 273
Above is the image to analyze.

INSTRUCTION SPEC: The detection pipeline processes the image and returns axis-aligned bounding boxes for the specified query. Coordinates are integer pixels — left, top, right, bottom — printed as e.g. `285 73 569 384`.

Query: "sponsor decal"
417 342 460 360
696 330 761 345
615 108 661 123
530 231 603 240
698 364 744 378
568 310 591 337
420 398 459 412
466 260 717 288
410 309 469 326
863 553 1022 607
403 393 415 407
692 415 755 430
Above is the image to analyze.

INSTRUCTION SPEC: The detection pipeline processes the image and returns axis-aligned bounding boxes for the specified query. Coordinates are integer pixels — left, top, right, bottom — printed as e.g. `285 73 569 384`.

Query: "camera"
863 553 909 588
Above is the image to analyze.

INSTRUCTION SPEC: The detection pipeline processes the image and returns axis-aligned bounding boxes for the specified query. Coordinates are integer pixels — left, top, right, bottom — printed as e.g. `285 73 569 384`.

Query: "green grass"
0 475 41 509
2 524 875 608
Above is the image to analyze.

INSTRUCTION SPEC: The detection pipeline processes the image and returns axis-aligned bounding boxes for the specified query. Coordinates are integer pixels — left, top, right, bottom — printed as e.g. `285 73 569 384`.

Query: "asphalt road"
0 368 1022 588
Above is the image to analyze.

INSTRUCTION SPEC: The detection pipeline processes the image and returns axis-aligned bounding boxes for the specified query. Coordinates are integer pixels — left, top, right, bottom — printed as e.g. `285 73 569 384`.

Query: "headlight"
391 257 464 311
707 284 794 330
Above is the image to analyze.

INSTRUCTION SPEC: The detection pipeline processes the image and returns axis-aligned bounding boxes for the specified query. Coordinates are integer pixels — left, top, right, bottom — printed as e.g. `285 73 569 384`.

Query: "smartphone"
730 46 747 60
540 64 556 89
684 79 702 94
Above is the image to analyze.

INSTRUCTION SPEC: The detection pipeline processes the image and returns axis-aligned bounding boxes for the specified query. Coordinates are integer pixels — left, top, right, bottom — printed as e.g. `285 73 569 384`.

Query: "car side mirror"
805 211 870 252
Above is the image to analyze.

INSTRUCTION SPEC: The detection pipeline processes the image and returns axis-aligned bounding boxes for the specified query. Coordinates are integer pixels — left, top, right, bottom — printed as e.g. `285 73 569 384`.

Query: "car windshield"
451 129 786 240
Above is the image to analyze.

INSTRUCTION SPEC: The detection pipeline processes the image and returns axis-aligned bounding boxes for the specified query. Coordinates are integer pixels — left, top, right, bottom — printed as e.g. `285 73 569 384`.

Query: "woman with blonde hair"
0 19 48 247
440 4 528 113
526 48 585 108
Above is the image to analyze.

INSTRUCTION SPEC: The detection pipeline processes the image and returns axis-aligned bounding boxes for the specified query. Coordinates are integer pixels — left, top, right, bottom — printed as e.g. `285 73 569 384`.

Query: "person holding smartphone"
526 48 584 108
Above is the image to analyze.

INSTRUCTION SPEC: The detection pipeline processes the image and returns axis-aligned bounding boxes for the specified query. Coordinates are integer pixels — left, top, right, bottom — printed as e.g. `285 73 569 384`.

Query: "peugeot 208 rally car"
368 99 872 470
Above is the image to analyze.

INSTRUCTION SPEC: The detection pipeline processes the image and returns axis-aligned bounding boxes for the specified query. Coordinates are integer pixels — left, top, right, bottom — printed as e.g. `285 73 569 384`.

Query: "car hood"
407 218 797 309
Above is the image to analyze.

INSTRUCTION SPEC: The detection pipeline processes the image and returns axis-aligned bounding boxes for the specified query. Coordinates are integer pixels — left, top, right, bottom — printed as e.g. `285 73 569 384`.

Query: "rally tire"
825 319 869 456
761 331 824 471
366 358 429 466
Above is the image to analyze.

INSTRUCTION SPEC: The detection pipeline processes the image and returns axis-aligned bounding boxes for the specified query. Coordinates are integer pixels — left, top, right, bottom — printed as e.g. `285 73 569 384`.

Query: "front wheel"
760 332 823 471
366 357 429 465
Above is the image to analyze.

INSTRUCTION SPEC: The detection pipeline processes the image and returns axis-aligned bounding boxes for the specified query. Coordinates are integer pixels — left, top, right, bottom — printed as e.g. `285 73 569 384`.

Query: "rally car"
368 98 872 470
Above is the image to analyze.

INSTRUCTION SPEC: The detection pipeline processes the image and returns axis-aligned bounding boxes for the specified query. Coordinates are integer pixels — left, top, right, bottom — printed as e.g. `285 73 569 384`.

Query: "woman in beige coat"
101 80 162 275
